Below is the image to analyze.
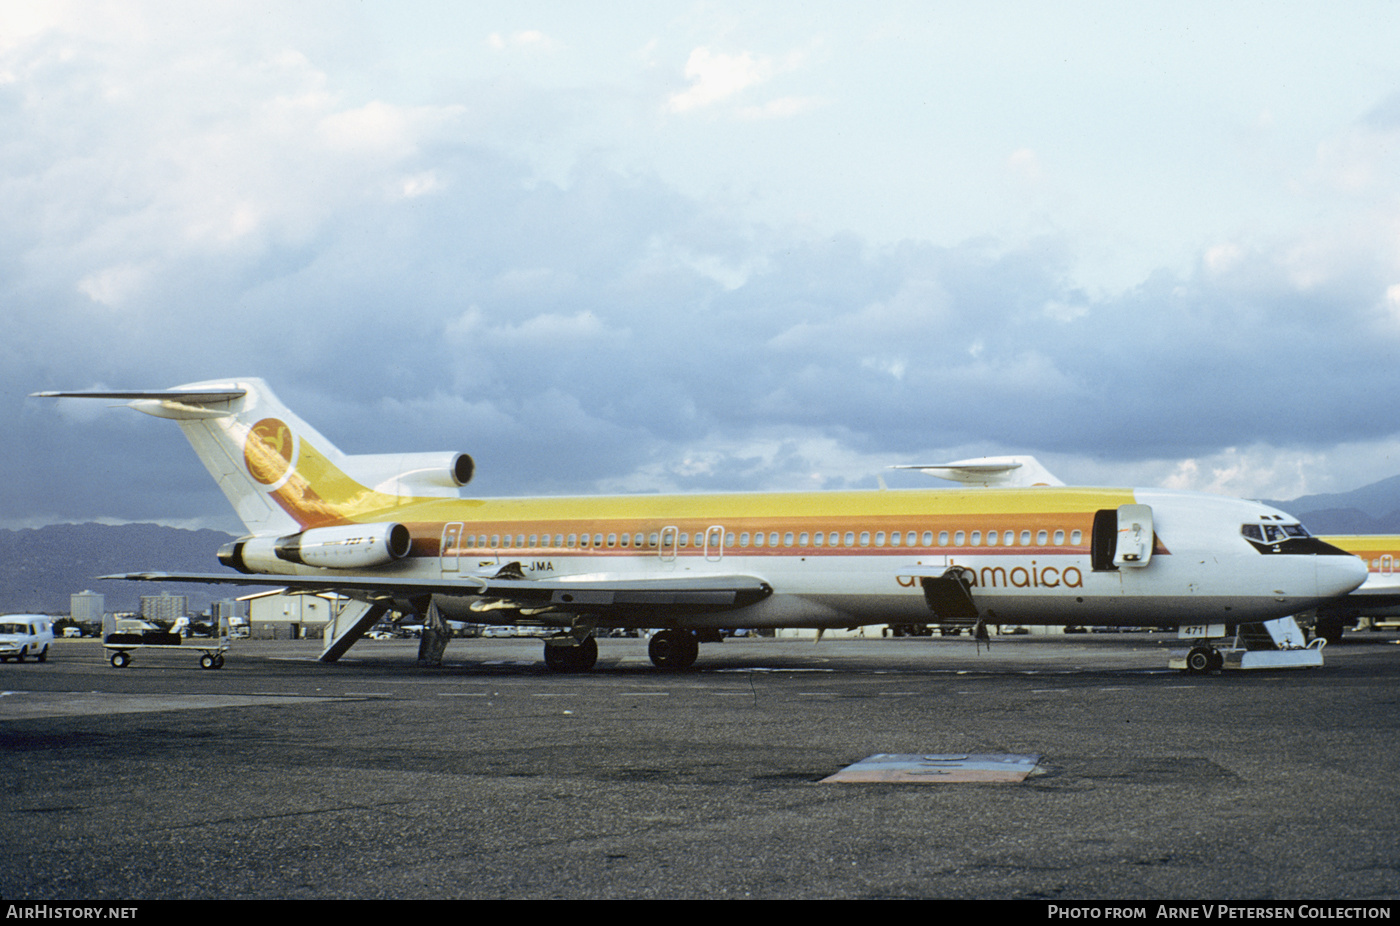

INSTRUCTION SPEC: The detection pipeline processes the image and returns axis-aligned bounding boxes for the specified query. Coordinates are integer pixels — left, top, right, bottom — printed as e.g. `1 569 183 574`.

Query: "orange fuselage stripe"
267 437 1165 561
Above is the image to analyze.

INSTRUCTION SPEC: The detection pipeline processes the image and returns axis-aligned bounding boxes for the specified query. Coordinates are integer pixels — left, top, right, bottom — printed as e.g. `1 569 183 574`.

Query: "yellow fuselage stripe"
272 438 1140 559
1323 535 1400 572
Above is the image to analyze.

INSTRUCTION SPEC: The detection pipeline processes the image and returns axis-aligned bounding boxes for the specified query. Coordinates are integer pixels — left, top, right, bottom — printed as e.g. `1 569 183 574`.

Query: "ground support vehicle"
0 615 54 663
1168 616 1324 674
103 634 230 670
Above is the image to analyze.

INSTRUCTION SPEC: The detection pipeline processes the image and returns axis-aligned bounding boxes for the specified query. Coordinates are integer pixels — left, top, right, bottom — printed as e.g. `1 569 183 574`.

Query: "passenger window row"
450 527 1085 551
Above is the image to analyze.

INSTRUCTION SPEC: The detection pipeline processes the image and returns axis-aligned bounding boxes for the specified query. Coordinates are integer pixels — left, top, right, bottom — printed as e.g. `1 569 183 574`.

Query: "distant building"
70 589 104 625
209 598 242 628
140 592 188 624
241 591 344 639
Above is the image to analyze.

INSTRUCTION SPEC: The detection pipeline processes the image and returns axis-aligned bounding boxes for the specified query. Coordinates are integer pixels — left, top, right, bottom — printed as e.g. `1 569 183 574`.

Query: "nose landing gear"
1184 646 1224 675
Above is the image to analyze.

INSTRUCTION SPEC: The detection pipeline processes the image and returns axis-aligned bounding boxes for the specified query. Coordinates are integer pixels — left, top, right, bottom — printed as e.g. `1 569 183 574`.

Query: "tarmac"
2 631 1399 901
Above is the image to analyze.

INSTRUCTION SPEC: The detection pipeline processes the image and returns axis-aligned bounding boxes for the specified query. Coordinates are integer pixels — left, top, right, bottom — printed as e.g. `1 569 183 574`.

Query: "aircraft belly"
730 585 1331 630
427 582 1327 630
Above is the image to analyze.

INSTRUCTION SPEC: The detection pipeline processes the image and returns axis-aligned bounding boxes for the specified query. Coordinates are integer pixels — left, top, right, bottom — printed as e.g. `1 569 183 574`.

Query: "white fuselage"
285 486 1366 631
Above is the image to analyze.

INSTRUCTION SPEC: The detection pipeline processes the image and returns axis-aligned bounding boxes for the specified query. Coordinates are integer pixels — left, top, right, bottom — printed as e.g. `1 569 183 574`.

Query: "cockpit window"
1242 523 1311 543
1243 521 1350 556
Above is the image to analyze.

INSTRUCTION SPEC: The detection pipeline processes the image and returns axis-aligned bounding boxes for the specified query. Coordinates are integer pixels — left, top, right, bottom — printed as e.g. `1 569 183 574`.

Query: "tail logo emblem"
245 418 296 485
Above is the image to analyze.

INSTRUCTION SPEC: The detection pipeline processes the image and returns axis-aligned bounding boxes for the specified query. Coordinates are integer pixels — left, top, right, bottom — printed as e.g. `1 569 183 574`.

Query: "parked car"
0 615 55 663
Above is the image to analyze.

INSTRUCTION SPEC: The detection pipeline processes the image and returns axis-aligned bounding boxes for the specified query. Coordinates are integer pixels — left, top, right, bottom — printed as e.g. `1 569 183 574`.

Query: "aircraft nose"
1317 553 1369 598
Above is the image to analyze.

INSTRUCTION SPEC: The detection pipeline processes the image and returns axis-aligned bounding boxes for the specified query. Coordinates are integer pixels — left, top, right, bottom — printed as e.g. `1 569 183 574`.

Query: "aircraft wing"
1331 573 1400 609
99 570 774 616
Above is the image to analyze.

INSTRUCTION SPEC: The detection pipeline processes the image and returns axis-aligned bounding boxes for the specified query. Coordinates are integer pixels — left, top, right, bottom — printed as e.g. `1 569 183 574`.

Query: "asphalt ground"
2 631 1399 902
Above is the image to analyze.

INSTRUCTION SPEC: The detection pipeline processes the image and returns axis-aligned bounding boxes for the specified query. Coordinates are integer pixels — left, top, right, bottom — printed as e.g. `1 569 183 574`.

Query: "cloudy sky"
8 1 1400 533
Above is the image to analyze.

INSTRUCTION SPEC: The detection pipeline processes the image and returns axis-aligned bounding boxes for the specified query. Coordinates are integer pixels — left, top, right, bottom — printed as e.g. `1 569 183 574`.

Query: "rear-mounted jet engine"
219 522 413 573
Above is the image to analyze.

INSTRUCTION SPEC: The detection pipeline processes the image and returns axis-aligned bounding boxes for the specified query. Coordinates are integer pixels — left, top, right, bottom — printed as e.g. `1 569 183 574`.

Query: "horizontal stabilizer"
31 388 247 402
32 387 248 421
891 455 1064 487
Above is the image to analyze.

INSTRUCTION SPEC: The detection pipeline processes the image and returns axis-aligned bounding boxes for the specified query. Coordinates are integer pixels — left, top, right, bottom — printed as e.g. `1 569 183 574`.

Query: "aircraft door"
1114 505 1154 568
704 525 725 562
441 522 463 573
1091 505 1155 570
659 526 679 563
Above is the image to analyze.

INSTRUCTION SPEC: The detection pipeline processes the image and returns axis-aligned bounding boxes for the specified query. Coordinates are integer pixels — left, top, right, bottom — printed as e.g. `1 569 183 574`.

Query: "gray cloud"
8 7 1400 528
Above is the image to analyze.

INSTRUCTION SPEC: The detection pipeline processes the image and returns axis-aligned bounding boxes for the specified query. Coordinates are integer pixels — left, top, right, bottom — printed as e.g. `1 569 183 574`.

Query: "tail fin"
33 379 473 534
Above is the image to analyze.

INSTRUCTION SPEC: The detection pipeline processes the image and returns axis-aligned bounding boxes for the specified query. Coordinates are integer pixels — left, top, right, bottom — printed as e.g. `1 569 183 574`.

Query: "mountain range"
1265 473 1400 534
0 523 245 615
6 472 1400 615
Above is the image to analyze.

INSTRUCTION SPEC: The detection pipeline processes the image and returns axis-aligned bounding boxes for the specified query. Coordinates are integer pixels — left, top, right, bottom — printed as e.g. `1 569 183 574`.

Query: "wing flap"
540 578 768 610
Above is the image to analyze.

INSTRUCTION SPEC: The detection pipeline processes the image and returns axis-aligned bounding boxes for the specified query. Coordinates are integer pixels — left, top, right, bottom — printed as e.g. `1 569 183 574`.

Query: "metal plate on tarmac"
820 753 1042 783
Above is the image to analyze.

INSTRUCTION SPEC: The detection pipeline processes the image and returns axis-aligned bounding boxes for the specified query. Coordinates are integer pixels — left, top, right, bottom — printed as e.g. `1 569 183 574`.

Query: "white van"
0 615 54 663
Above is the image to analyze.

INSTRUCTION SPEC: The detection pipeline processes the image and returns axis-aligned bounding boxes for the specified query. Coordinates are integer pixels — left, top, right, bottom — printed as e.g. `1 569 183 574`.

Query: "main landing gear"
647 629 699 670
539 628 702 672
543 634 597 672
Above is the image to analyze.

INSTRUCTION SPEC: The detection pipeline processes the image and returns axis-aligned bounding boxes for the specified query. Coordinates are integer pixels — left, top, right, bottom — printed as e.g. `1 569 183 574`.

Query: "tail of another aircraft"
34 379 473 535
891 456 1065 488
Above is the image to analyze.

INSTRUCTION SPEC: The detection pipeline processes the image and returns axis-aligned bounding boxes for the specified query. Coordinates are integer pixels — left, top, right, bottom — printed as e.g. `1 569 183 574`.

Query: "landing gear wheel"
212 653 225 669
200 653 216 670
648 630 699 670
543 635 598 672
110 651 131 669
1185 646 1216 675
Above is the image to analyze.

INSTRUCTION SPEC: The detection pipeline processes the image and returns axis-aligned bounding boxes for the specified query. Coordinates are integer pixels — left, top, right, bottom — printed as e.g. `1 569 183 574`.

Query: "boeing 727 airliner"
33 380 1368 671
